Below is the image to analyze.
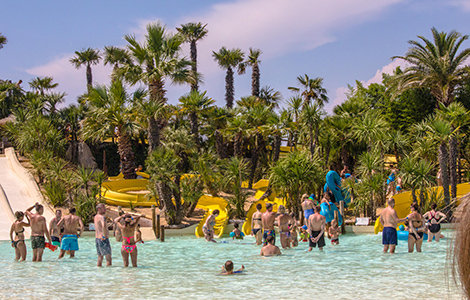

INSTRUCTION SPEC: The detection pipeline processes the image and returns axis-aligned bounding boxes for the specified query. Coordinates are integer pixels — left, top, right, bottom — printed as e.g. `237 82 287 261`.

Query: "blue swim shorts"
61 234 79 251
382 227 398 245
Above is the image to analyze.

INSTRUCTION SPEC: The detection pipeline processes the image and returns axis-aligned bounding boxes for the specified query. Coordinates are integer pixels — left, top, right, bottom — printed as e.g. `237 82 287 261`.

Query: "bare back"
277 214 291 232
381 206 399 228
95 214 109 238
61 215 82 235
302 200 314 211
260 244 281 256
308 213 325 232
262 211 276 231
252 211 262 229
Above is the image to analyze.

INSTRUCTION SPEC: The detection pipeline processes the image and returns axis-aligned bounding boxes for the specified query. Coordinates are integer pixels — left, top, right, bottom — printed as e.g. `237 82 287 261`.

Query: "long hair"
451 201 470 297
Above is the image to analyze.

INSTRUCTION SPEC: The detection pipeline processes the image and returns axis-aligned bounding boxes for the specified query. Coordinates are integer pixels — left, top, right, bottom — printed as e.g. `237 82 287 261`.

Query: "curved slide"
195 195 229 238
0 148 55 240
101 178 157 207
374 182 470 234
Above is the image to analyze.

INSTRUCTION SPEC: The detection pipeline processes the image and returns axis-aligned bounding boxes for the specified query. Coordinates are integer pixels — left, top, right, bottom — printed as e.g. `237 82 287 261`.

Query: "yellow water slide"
374 182 470 234
242 179 286 236
101 177 156 207
195 195 229 238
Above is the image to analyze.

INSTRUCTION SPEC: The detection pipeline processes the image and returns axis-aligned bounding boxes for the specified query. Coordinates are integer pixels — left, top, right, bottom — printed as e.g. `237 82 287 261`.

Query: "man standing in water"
57 207 84 259
49 209 63 248
380 198 406 253
262 203 276 245
307 206 326 251
95 203 112 267
260 236 282 256
26 203 52 262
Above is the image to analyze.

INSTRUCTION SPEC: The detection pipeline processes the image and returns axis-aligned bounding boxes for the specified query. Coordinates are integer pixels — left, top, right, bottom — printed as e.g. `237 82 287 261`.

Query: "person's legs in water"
408 235 416 253
416 236 424 252
121 247 130 267
130 247 138 267
36 248 44 262
13 241 20 261
18 240 26 261
383 244 389 253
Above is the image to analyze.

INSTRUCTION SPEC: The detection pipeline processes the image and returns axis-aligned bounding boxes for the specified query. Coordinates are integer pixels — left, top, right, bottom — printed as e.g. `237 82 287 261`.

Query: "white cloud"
449 0 470 11
26 54 113 105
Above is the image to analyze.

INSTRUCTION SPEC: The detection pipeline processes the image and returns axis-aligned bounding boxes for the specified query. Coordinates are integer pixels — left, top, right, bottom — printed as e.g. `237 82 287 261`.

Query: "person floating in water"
94 203 112 267
262 203 276 246
231 223 244 240
308 206 326 251
203 209 219 243
57 207 84 259
380 198 406 254
329 219 340 245
251 203 263 245
10 211 30 261
49 209 63 249
26 203 52 262
260 235 281 256
116 214 144 267
220 260 245 275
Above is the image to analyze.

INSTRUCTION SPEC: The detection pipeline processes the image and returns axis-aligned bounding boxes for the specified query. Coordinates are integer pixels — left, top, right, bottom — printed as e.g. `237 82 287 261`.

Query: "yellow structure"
194 195 229 238
101 177 156 207
374 182 470 234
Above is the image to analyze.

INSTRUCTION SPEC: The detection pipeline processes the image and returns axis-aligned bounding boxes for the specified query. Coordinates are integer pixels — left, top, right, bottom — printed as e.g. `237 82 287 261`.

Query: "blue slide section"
320 202 343 226
325 170 344 202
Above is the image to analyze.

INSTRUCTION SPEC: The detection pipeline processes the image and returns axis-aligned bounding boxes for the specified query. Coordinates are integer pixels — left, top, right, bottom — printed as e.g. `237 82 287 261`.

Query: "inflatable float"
320 202 343 226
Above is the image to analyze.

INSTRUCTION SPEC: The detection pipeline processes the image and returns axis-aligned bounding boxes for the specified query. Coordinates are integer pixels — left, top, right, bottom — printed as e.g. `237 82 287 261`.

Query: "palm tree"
176 22 208 92
224 114 248 158
299 103 324 156
179 90 215 147
239 48 262 97
81 79 142 179
103 46 131 77
0 32 6 49
352 110 387 151
391 27 470 106
121 22 194 151
258 86 282 109
70 48 101 92
288 74 329 108
28 76 58 95
222 157 250 218
212 47 245 108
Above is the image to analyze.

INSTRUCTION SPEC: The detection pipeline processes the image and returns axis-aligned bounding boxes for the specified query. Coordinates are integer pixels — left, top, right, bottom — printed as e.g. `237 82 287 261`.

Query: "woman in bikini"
407 203 425 253
251 203 263 245
423 203 446 242
116 214 144 267
277 205 293 249
203 209 219 243
9 211 30 261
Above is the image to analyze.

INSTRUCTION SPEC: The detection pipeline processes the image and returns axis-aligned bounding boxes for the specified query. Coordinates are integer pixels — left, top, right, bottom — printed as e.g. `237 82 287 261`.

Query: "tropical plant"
288 74 329 108
222 157 250 218
103 46 131 75
0 32 6 49
212 47 245 108
70 47 101 92
181 175 205 217
239 48 262 97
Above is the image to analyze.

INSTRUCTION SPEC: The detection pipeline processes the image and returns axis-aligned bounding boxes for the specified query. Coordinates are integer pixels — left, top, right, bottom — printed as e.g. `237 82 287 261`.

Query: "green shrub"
74 194 97 224
43 181 67 207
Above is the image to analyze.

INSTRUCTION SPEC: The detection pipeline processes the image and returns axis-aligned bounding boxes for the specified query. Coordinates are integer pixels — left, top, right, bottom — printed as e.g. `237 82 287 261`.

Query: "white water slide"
0 148 54 240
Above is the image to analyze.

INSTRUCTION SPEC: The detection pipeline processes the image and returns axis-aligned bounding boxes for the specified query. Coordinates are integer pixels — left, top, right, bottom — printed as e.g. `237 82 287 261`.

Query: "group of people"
9 202 145 267
380 198 446 253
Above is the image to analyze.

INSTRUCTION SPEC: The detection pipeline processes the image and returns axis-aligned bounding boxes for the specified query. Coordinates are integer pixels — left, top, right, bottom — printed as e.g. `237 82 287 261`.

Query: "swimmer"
26 203 52 262
262 203 276 245
94 203 112 267
380 198 406 253
407 203 425 253
301 194 315 226
203 209 219 243
57 207 84 259
308 206 326 251
49 209 63 248
231 223 243 239
10 211 30 261
220 260 245 275
277 205 293 249
116 214 144 267
423 203 446 242
329 219 340 245
251 203 263 245
260 235 281 256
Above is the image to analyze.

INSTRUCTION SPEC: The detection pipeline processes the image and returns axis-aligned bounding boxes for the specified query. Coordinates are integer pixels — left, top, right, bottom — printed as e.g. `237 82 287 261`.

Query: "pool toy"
195 195 229 238
229 232 245 238
45 242 58 251
325 170 344 202
374 183 470 234
320 202 343 226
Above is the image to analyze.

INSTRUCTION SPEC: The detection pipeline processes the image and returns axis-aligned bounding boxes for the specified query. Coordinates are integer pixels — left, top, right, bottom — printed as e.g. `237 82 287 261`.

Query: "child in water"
220 260 245 275
135 224 144 244
231 223 244 240
299 225 309 242
329 219 340 245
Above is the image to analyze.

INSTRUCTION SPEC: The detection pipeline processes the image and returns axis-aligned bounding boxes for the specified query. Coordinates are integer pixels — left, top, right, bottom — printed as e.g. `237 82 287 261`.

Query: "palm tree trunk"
190 41 198 92
449 137 458 199
148 116 160 152
225 67 234 109
215 130 227 159
273 134 281 162
189 112 199 147
252 64 260 97
156 182 177 225
234 132 242 158
86 64 93 92
248 133 262 189
117 129 136 179
439 141 451 210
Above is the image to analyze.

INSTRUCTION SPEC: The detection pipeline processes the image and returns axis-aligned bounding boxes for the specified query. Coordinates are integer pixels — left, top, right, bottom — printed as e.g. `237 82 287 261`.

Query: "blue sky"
1 0 470 113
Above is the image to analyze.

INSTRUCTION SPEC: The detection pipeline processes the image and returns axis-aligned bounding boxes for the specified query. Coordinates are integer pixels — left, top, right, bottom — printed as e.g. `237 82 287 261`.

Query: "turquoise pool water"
0 231 462 299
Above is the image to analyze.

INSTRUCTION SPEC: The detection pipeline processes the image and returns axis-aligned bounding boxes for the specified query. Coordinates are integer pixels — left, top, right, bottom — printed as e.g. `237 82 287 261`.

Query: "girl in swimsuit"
423 203 446 242
9 211 30 261
203 209 219 243
289 215 299 247
251 203 263 245
277 205 293 249
116 214 144 267
407 203 425 253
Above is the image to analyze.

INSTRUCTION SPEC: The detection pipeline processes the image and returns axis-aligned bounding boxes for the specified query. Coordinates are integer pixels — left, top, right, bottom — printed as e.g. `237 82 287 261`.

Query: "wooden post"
340 201 345 234
156 214 160 239
160 225 165 242
151 205 157 239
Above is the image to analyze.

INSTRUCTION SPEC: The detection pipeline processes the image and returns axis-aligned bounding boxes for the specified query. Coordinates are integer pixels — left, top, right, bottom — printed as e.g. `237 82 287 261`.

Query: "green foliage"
43 181 67 207
222 157 250 218
74 194 97 225
180 175 205 206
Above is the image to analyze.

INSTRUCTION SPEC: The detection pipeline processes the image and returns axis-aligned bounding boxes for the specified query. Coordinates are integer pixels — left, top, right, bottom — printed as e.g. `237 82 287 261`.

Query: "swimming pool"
0 232 462 299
